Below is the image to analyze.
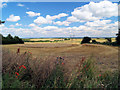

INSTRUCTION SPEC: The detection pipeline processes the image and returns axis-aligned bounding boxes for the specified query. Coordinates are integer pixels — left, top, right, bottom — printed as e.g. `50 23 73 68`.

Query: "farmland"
2 37 119 88
3 38 118 73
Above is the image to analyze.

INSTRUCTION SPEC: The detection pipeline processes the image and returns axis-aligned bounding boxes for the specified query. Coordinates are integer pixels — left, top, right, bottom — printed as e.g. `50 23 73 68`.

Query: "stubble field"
3 38 118 73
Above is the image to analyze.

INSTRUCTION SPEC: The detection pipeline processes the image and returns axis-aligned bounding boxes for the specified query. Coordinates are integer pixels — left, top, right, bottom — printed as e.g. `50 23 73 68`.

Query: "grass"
2 49 119 88
22 38 116 43
2 38 118 88
2 40 118 72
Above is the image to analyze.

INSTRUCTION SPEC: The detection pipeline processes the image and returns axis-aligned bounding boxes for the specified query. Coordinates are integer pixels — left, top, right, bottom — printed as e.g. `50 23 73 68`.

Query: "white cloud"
6 14 20 22
1 20 118 37
9 23 22 27
34 13 68 25
0 24 5 27
46 13 68 20
85 20 112 27
67 16 80 22
0 2 7 8
17 3 24 7
9 25 14 27
43 26 58 30
1 1 118 37
26 11 40 17
118 4 120 16
1 0 8 2
34 16 52 25
16 23 22 26
53 21 71 26
68 0 118 22
29 23 37 27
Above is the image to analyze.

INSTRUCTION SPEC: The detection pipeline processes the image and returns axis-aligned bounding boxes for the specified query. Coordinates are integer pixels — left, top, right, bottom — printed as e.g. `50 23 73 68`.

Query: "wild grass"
2 48 119 88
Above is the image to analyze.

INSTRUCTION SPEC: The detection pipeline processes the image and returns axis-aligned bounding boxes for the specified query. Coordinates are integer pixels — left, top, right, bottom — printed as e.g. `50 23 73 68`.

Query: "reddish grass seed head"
82 56 85 61
99 74 101 77
17 48 20 54
19 65 26 69
15 72 19 76
22 65 26 69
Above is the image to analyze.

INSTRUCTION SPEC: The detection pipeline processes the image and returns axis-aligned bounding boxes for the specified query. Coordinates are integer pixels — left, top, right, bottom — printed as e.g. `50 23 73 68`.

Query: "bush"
64 38 70 40
92 40 97 43
81 37 91 44
105 38 112 43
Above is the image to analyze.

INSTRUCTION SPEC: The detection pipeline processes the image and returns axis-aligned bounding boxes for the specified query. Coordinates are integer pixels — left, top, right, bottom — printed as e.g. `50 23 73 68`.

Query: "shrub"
92 40 97 43
105 38 112 43
64 38 70 40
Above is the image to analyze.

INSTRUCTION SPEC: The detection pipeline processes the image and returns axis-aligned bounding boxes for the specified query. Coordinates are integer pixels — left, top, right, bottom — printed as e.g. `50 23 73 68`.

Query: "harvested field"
3 41 118 73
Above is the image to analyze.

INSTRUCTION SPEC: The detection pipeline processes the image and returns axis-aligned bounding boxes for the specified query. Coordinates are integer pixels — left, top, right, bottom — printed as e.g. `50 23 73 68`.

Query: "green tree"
7 34 13 39
92 40 97 43
116 29 120 45
1 34 24 44
105 38 111 43
81 37 91 44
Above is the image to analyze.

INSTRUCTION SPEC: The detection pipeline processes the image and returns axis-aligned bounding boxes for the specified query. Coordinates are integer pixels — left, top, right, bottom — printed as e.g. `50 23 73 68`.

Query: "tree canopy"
81 37 91 44
1 34 24 44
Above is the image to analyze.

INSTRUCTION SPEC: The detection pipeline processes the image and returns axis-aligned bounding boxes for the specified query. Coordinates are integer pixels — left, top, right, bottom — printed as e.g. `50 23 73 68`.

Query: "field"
2 38 119 88
23 38 116 42
3 38 118 73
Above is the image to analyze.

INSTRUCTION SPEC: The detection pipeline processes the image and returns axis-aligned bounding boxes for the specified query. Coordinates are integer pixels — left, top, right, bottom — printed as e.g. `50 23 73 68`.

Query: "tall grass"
2 48 119 88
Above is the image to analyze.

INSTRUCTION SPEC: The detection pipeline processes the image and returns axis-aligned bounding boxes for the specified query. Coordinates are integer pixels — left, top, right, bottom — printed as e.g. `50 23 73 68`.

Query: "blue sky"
0 0 119 38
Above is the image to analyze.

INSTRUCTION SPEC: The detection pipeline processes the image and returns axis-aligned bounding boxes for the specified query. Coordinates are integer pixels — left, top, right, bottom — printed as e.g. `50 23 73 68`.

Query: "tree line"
81 32 120 46
0 34 24 44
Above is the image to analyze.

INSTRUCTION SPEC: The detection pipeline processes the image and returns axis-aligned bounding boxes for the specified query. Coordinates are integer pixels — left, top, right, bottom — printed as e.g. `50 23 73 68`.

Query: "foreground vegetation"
2 48 119 88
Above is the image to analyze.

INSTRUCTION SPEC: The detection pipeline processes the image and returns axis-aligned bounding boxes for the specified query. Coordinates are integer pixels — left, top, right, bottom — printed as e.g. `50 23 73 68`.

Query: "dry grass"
29 38 116 43
2 39 118 74
2 37 119 88
29 38 64 41
2 48 57 88
91 38 116 43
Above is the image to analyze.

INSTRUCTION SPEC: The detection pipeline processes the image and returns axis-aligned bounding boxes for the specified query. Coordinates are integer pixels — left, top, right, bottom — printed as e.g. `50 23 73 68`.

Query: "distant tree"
0 34 3 38
7 34 13 39
64 38 68 40
13 36 24 44
1 34 24 44
92 40 97 43
64 38 70 40
105 38 112 43
116 29 120 45
81 37 91 44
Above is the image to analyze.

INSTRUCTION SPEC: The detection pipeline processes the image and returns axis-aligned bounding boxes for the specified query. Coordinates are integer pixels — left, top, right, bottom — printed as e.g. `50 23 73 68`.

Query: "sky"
0 0 119 38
